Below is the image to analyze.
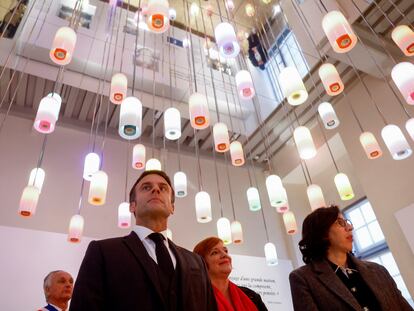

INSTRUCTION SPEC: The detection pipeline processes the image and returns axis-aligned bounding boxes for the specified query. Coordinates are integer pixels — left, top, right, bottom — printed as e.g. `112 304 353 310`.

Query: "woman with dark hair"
289 205 413 311
194 237 268 311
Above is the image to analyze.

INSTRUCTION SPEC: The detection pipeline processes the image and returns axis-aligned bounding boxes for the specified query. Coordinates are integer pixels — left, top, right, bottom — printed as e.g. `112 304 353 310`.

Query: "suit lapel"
169 240 190 305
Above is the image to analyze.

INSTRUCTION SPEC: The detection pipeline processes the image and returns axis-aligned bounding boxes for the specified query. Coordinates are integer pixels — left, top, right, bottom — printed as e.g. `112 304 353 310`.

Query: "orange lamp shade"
322 11 357 53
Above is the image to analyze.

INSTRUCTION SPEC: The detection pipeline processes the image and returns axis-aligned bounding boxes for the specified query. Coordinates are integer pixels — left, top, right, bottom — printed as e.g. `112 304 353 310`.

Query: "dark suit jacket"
289 256 413 311
69 232 217 311
239 286 268 311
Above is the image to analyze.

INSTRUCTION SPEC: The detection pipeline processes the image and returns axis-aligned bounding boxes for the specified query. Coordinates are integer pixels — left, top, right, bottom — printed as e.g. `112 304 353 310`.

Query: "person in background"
0 0 28 38
39 270 73 311
194 236 268 311
289 205 413 311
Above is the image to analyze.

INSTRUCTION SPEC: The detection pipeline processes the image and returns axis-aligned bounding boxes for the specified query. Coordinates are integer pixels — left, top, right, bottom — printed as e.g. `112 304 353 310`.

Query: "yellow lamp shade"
334 173 354 201
279 67 308 106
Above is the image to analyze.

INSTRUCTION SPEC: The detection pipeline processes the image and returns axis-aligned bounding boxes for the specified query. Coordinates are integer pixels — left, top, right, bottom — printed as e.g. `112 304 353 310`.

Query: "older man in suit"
70 170 217 311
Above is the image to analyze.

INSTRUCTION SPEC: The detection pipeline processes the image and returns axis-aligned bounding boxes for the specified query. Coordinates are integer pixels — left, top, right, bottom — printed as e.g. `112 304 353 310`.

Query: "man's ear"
170 203 175 215
129 201 136 215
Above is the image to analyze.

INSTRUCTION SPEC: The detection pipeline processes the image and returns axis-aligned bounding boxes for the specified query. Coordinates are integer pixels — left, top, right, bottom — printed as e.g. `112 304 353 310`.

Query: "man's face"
130 174 175 222
46 271 73 304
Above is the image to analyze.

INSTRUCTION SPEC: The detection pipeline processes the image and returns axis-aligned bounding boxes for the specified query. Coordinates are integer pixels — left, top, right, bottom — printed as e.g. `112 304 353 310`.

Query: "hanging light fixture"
264 242 278 266
18 186 40 217
283 211 297 235
230 141 245 166
214 22 240 58
206 4 214 17
68 214 84 243
279 67 308 106
195 191 212 223
306 184 326 211
50 26 77 65
33 93 62 134
119 96 142 140
88 170 108 206
168 8 176 20
189 92 210 130
164 107 181 140
146 0 170 33
265 175 288 211
293 126 317 160
83 152 100 180
405 118 414 141
318 102 340 129
246 187 261 211
213 123 230 152
391 25 414 57
359 132 382 159
110 73 128 105
118 202 132 228
334 173 354 201
174 171 187 197
190 2 200 17
231 221 243 244
132 144 146 169
381 124 412 160
225 0 234 11
235 70 255 100
322 10 358 53
28 168 45 193
318 63 344 96
245 3 255 17
391 62 414 105
217 217 232 245
145 158 162 171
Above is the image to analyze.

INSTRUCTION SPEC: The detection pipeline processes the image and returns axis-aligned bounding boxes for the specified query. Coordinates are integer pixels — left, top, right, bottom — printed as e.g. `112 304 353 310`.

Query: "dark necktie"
148 232 174 277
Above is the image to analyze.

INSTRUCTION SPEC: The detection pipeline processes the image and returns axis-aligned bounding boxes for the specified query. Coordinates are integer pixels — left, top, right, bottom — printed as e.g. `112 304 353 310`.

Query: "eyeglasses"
336 218 353 228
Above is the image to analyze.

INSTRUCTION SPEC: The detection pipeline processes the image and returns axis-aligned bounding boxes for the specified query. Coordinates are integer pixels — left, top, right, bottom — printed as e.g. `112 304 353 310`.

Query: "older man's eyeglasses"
336 218 353 228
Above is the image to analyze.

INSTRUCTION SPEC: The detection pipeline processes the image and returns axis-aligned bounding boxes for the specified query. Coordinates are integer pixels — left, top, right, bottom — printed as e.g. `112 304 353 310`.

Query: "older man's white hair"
43 270 64 301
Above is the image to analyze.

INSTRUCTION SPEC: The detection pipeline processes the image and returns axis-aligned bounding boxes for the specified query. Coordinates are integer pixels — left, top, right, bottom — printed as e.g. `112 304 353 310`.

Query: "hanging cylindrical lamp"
246 187 261 211
225 0 234 11
83 152 100 181
146 0 170 33
279 67 308 106
381 124 412 160
68 214 84 243
88 170 108 206
318 63 344 96
334 173 355 201
265 174 282 205
245 3 255 17
164 107 181 140
50 26 77 65
307 184 326 211
195 191 212 223
322 10 358 53
391 25 414 57
145 158 162 171
359 132 382 159
34 93 62 134
190 2 200 17
132 144 146 169
213 123 230 152
189 92 210 130
230 141 245 166
28 168 45 193
174 171 187 197
293 126 317 160
214 22 240 58
235 70 255 100
118 202 132 228
391 62 414 105
264 242 278 266
405 118 414 141
217 217 232 245
231 221 243 244
318 102 340 129
110 73 128 105
119 96 142 140
18 186 40 217
283 211 297 235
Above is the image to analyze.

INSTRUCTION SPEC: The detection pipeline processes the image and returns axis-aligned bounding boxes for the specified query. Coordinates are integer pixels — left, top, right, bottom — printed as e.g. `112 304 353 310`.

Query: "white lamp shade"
245 3 255 17
28 168 45 193
318 102 340 129
164 107 181 140
34 93 62 134
275 188 289 213
190 2 200 16
146 158 162 171
119 96 142 140
214 22 240 58
391 62 414 105
118 202 132 228
213 122 230 152
405 118 414 141
166 228 173 240
226 0 234 11
146 0 170 33
189 92 210 129
88 170 108 206
169 8 176 20
235 70 255 99
231 220 243 244
18 186 40 217
83 152 100 181
307 184 326 211
68 214 84 243
391 25 414 57
283 211 297 235
264 242 278 266
294 126 317 160
334 173 354 201
110 73 128 105
132 144 146 169
217 217 232 245
381 124 412 160
195 191 212 223
359 132 382 159
246 187 261 211
322 10 357 53
265 175 284 208
318 63 344 96
230 141 245 166
174 171 187 197
279 67 308 106
50 27 77 65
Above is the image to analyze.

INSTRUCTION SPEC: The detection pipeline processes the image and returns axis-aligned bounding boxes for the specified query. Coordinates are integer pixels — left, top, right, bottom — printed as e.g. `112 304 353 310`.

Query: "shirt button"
351 287 357 292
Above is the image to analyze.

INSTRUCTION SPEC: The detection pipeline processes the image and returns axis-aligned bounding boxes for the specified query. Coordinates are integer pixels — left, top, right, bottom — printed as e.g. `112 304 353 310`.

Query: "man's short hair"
43 270 63 301
129 170 175 204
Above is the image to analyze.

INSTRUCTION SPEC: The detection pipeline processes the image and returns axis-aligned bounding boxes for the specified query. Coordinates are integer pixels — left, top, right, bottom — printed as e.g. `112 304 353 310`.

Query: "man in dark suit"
70 170 217 311
39 270 73 311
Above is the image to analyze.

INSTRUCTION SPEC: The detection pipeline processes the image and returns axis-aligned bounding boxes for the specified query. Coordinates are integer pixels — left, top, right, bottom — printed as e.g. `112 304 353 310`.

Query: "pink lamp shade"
118 202 132 228
18 185 40 217
33 93 62 134
110 73 128 105
235 70 255 100
318 63 344 96
214 22 240 58
322 11 357 53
